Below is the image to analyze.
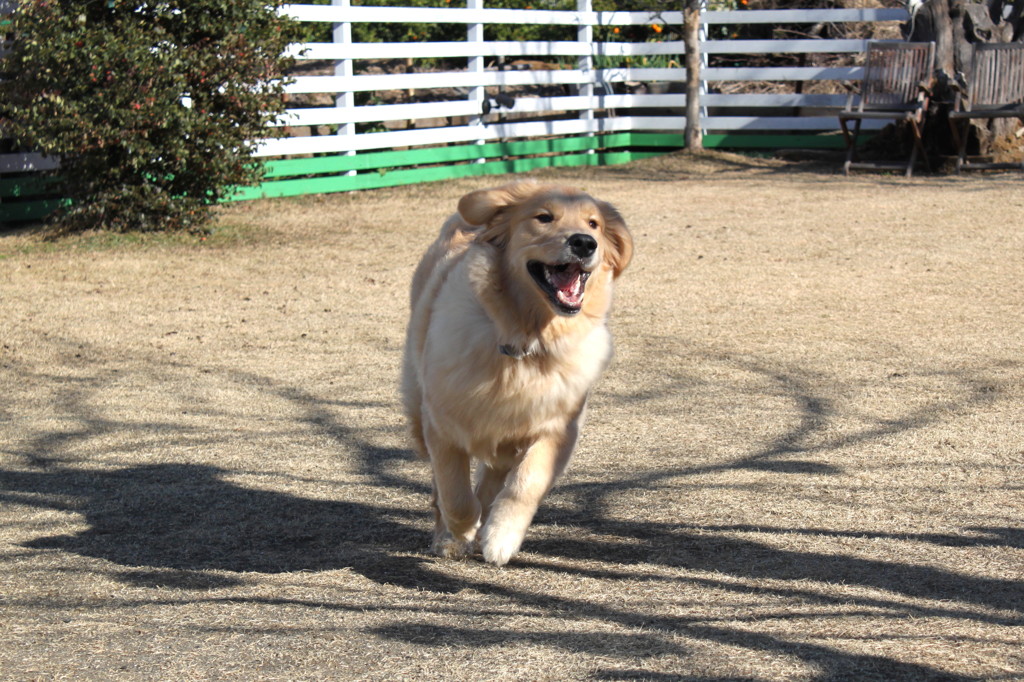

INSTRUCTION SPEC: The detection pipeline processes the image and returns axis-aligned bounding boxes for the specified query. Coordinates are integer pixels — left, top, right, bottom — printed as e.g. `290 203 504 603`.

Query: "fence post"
682 0 704 150
577 0 595 154
698 0 708 142
332 0 357 173
468 0 486 164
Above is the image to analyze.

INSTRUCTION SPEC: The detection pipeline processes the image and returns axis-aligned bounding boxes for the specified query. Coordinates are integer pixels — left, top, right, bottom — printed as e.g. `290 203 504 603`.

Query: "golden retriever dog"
401 180 632 566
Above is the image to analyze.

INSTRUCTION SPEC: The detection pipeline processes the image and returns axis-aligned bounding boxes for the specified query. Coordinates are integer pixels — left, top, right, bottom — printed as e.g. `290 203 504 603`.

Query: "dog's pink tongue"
550 266 584 306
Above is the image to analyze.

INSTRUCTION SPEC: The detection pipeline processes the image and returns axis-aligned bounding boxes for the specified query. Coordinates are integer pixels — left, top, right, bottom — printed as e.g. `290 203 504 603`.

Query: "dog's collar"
499 344 529 359
499 343 537 359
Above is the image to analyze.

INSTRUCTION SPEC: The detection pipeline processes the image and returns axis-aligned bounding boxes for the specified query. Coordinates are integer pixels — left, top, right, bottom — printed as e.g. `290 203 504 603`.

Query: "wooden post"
331 0 357 174
683 0 703 151
578 0 596 154
468 0 486 164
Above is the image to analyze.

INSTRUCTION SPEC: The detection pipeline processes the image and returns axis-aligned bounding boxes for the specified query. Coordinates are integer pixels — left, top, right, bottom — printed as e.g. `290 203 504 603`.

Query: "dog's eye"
536 214 553 224
588 219 599 230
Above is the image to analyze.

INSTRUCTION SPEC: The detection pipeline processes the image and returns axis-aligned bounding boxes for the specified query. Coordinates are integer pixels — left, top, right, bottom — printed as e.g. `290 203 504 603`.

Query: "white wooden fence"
255 2 908 159
1 2 910 218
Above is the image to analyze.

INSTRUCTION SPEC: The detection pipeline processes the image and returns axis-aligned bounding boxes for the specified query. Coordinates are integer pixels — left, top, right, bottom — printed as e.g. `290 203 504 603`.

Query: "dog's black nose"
567 233 598 259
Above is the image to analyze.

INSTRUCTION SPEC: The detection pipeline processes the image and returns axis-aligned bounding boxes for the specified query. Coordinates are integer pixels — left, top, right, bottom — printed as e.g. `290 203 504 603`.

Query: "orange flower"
651 24 663 33
613 27 620 34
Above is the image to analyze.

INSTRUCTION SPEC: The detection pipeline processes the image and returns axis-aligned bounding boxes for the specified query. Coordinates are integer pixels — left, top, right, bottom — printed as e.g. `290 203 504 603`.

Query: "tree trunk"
683 0 703 152
907 0 1024 159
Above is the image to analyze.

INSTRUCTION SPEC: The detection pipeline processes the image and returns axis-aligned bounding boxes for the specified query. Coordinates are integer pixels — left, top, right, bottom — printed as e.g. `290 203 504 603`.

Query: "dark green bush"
0 0 302 233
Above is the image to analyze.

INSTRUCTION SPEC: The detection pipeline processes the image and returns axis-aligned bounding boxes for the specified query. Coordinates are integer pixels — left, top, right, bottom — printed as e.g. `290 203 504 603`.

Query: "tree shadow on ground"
2 353 1020 680
0 461 466 593
524 519 1024 621
3 455 1009 680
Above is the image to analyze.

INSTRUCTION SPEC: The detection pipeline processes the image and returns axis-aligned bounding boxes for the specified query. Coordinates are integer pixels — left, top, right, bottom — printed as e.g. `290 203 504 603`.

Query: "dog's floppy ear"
458 180 538 225
458 181 539 247
599 200 633 278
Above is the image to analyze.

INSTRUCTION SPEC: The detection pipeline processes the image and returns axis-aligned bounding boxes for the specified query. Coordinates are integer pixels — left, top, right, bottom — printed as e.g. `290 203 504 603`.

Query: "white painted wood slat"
277 92 862 128
283 5 907 27
292 37 884 61
283 5 682 26
285 67 685 94
0 153 60 174
703 8 907 24
290 40 684 61
277 93 688 127
255 115 683 157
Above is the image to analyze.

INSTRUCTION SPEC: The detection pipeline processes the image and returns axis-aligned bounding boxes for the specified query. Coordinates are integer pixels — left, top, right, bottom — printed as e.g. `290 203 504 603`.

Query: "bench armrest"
841 80 860 111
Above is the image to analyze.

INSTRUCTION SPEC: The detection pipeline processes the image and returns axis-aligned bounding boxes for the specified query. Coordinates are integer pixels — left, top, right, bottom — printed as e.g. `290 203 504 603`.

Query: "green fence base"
229 132 682 201
1 131 844 224
704 133 846 150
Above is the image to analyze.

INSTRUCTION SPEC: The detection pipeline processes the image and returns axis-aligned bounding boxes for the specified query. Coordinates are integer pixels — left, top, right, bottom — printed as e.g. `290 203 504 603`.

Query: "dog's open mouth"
528 261 591 315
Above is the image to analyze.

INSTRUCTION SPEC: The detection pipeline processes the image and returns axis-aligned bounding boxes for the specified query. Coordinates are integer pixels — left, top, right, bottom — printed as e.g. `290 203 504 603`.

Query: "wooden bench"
839 41 936 178
949 42 1024 173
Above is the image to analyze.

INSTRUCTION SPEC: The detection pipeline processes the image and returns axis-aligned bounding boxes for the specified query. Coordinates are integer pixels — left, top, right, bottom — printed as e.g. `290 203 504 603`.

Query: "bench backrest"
968 42 1024 109
861 41 935 111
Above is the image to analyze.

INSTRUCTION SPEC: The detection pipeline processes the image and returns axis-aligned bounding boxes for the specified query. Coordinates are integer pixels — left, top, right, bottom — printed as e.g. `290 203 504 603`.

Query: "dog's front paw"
431 531 475 560
479 524 524 567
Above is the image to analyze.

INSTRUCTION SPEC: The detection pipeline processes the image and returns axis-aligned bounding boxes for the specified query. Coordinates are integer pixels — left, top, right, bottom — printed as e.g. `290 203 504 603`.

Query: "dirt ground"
2 153 1022 681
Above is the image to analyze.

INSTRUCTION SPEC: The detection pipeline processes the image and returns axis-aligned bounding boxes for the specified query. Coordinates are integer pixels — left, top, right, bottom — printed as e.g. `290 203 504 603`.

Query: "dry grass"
2 152 1022 681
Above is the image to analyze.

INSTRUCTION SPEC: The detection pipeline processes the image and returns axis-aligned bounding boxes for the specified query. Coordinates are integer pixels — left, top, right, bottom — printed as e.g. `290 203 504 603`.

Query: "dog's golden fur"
401 180 632 566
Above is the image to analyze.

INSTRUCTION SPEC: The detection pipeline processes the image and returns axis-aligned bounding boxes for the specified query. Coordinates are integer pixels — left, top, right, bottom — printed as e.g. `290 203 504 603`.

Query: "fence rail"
255 2 906 160
1 2 910 223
